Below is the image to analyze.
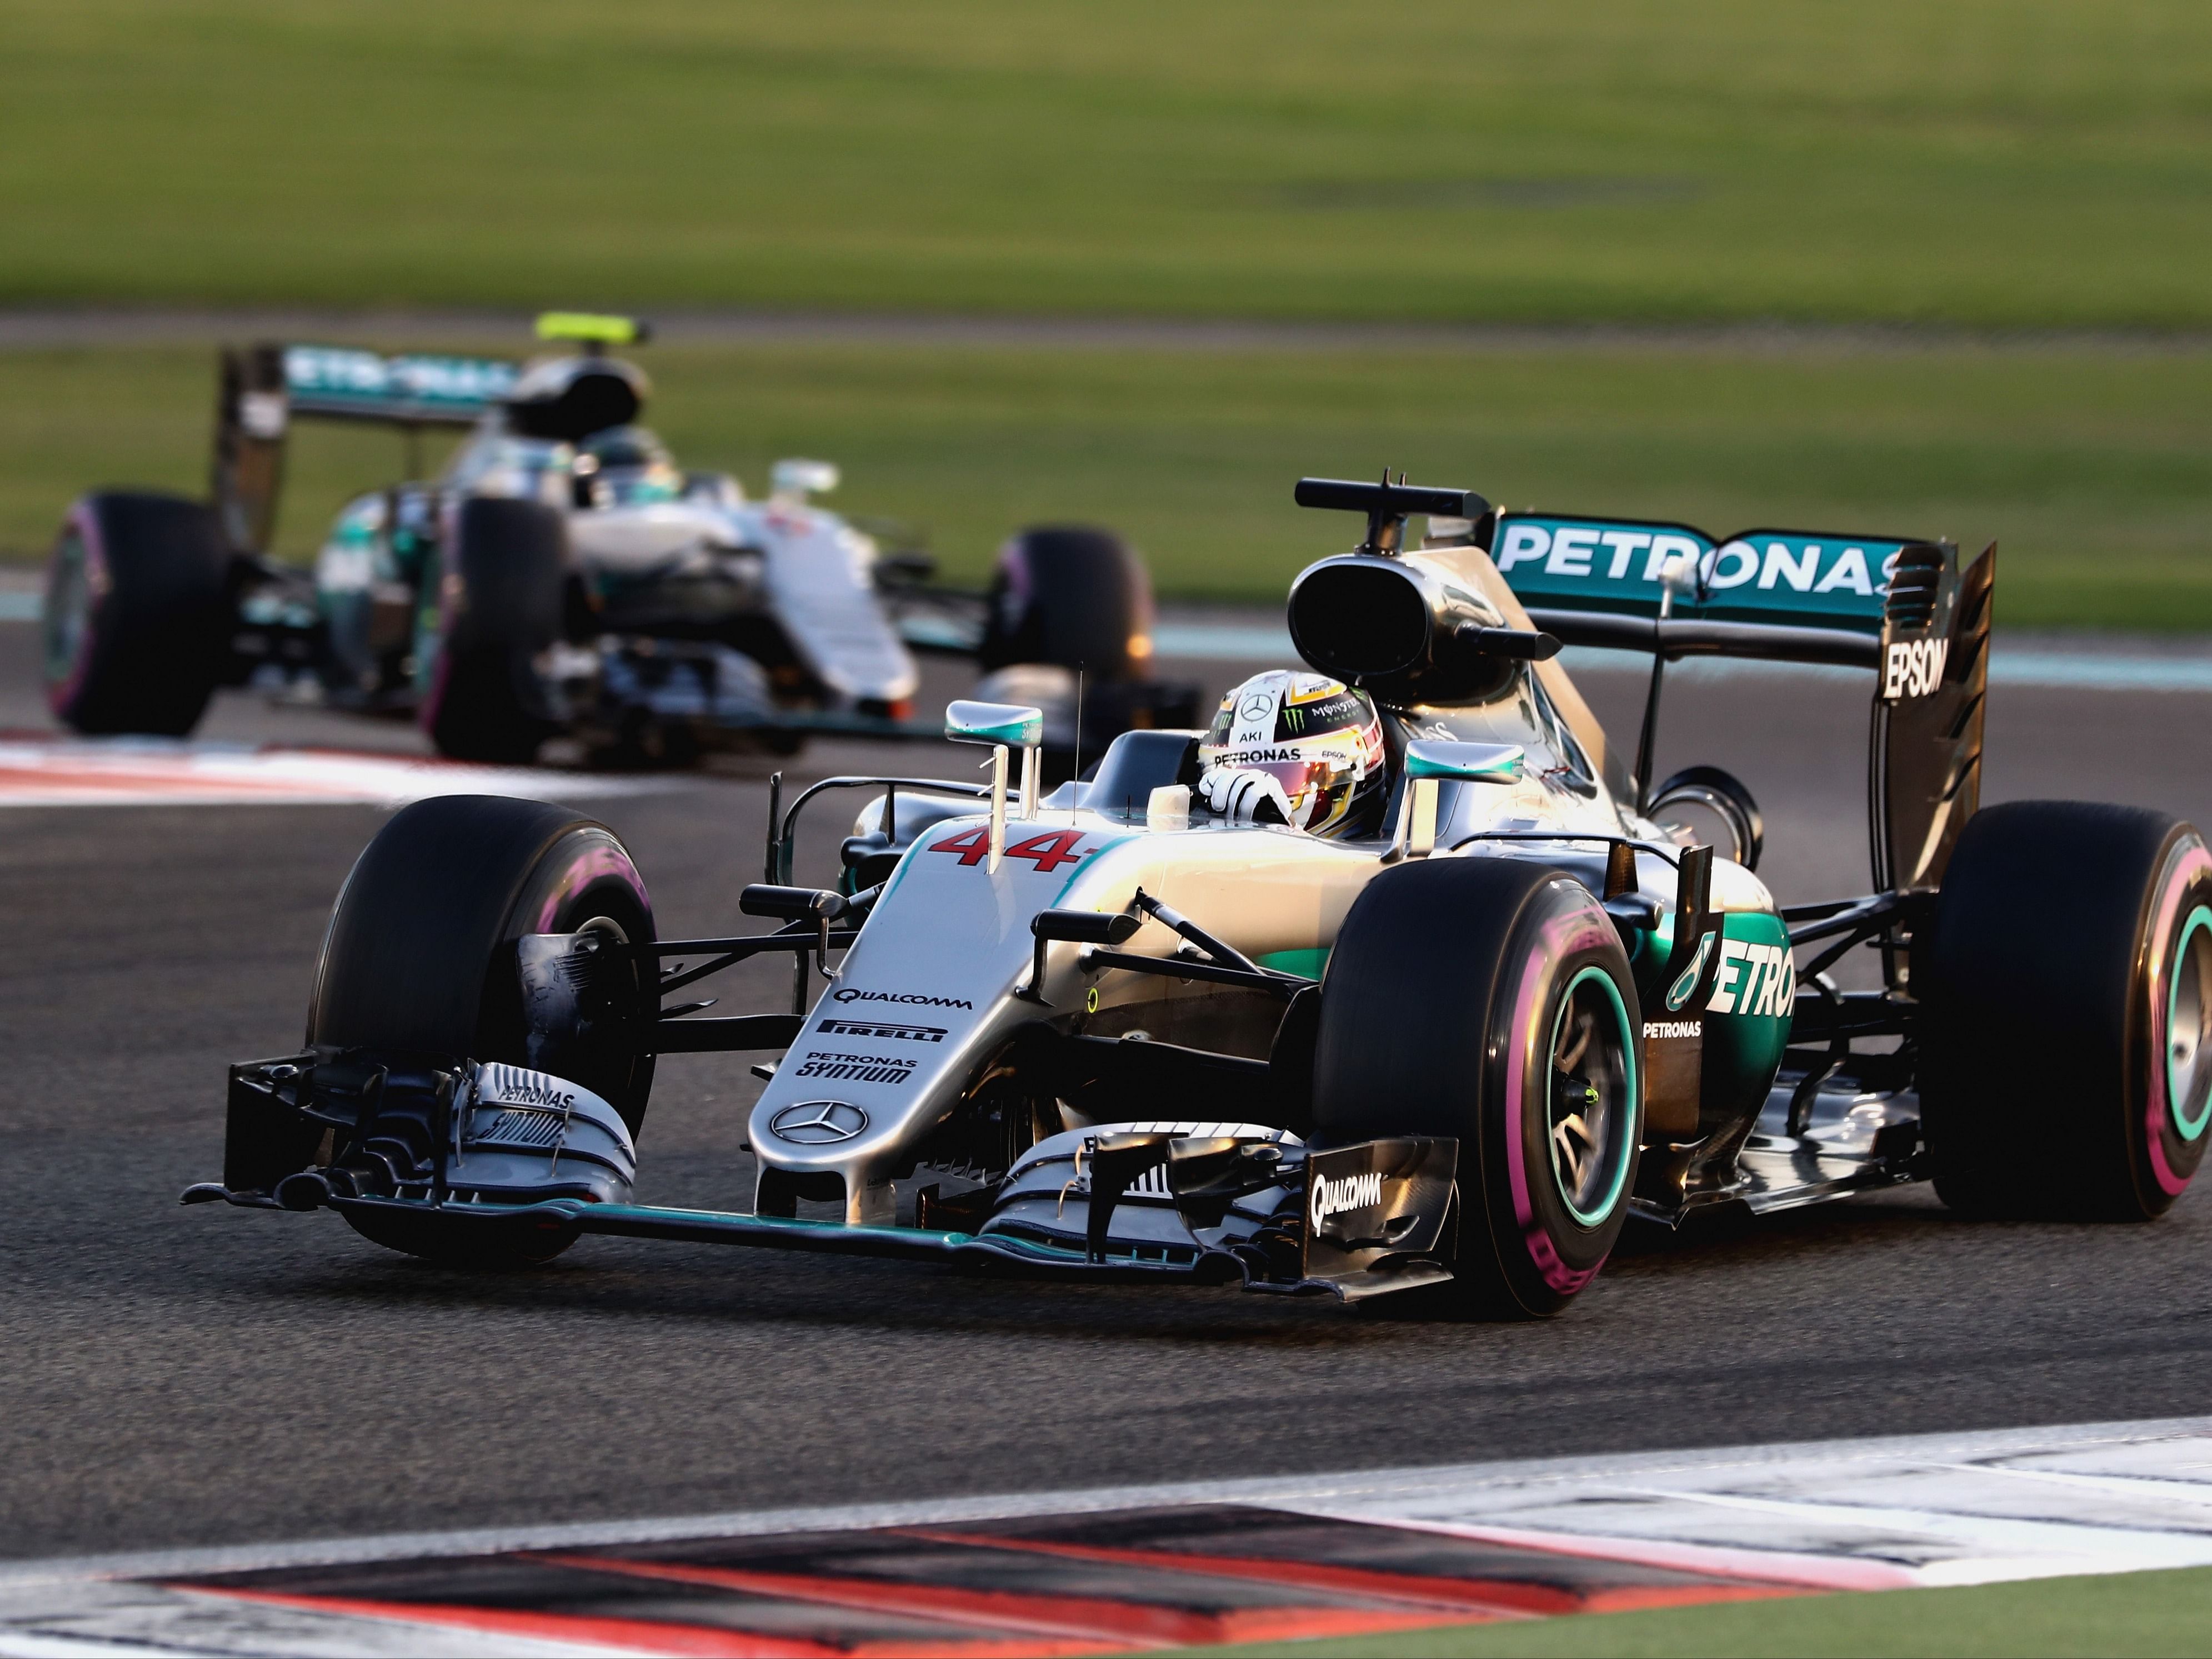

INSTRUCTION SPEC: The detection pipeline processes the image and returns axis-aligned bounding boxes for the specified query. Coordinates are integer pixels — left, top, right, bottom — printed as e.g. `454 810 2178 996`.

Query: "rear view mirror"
1403 740 1524 783
1395 743 1525 861
944 700 1047 872
770 458 839 502
944 700 1044 749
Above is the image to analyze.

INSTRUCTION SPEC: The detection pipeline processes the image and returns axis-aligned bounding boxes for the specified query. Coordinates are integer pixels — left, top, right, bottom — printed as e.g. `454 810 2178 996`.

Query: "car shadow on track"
237 1184 1968 1346
255 1247 1384 1348
1614 1181 1954 1265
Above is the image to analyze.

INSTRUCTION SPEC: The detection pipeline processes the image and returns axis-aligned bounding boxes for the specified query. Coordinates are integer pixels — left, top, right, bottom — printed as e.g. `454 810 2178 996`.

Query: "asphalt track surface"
6 625 2212 1565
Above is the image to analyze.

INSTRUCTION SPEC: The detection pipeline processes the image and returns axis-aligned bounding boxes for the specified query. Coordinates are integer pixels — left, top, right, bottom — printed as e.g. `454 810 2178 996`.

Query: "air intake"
1287 555 1558 707
1288 559 1431 680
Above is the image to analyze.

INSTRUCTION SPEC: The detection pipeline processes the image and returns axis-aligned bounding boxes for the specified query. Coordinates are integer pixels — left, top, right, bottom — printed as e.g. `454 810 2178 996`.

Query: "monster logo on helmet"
1199 670 1387 838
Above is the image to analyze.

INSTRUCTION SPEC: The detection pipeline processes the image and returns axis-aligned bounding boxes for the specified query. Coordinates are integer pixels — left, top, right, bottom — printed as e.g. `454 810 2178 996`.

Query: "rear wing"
212 343 517 553
264 343 517 424
1488 513 1941 668
1484 512 1992 890
1292 480 1995 896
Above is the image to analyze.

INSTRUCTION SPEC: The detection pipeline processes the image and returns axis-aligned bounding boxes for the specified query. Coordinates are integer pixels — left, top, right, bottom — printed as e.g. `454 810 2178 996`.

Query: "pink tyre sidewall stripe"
1502 903 1620 1296
2144 839 2212 1196
44 502 106 717
531 838 653 933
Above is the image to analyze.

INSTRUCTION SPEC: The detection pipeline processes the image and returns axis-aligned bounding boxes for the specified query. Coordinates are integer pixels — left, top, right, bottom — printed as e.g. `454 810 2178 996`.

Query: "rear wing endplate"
212 342 517 554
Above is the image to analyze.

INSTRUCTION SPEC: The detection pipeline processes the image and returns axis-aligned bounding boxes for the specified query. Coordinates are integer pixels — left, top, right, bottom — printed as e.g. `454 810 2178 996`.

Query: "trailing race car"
44 314 1194 765
187 475 2212 1315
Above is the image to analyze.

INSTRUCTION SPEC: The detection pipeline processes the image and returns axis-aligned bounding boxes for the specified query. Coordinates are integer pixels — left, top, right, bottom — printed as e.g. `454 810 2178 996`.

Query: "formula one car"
187 475 2212 1315
45 314 1193 765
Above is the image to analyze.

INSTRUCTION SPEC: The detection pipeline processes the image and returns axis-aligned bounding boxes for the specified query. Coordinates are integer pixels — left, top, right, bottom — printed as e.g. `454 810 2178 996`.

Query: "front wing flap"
190 1066 1460 1302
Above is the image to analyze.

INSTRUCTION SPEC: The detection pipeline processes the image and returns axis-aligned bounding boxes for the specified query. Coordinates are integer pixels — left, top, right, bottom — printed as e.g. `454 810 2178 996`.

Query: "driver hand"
1200 766 1296 826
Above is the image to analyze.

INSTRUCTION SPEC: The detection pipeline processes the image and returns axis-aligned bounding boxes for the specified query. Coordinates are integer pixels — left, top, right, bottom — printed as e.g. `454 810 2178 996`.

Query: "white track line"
0 739 682 808
3 1583 613 1658
5 1416 2211 1593
9 1417 2212 1655
1290 1422 2212 1590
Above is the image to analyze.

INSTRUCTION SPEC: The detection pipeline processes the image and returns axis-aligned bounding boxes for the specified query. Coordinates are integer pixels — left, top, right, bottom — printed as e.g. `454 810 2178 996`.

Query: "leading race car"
44 314 1194 765
187 475 2212 1315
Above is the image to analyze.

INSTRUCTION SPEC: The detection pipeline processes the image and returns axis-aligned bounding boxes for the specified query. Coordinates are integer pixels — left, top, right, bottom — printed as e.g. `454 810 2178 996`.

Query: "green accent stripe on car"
1550 965 1637 1228
944 700 1044 748
1404 743 1523 783
1256 947 1329 980
2168 905 2212 1142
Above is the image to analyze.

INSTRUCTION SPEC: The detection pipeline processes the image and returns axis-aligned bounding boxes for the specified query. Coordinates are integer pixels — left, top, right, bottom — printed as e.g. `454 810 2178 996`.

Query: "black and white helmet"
1198 669 1387 838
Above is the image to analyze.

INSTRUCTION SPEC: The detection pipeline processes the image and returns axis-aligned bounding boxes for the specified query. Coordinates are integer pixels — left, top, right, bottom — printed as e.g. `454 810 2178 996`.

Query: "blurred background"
4 0 2210 624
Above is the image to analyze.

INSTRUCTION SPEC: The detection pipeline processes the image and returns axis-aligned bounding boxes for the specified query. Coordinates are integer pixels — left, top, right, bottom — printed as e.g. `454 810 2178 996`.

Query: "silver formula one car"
189 475 2212 1315
45 313 1193 765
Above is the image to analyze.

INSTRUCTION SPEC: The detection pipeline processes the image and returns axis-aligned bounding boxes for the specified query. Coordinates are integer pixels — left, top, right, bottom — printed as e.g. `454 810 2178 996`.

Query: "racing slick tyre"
422 498 568 765
44 491 231 736
979 526 1153 683
306 794 657 1265
1312 857 1642 1318
1920 800 2212 1221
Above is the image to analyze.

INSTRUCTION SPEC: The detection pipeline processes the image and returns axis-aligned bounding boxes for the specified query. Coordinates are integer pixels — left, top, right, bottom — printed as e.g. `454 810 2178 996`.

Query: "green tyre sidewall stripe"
2167 905 2212 1143
1549 964 1637 1228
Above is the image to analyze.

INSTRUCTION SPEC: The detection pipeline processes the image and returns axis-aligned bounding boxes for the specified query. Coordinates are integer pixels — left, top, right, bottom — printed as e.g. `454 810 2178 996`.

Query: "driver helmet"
575 425 681 506
1199 669 1387 838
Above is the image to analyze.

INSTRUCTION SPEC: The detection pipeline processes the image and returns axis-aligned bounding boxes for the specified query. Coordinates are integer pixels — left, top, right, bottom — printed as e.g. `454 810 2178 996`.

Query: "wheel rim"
2166 905 2212 1142
43 529 92 693
1547 966 1637 1226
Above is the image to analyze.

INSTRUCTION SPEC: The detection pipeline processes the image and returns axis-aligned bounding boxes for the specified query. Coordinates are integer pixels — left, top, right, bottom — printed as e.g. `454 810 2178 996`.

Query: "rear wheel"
422 497 568 764
44 492 231 736
1312 857 1642 1317
307 794 656 1264
1920 800 2212 1220
979 525 1153 684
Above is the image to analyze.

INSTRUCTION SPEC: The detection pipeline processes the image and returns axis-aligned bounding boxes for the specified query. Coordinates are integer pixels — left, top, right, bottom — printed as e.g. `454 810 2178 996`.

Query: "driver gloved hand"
1200 766 1297 826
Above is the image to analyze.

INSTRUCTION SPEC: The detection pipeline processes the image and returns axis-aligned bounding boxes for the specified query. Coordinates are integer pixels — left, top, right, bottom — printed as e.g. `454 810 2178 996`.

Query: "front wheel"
1312 857 1642 1317
1920 800 2212 1220
306 794 657 1265
421 497 569 764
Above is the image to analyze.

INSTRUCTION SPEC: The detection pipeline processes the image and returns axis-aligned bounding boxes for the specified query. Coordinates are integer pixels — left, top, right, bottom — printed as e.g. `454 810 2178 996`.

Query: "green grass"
1179 1566 2212 1657
9 340 2212 629
3 1 2212 327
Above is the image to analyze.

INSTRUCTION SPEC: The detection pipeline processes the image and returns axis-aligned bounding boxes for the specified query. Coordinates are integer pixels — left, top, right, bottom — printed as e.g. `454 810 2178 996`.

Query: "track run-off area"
6 623 2212 1650
8 1417 2212 1655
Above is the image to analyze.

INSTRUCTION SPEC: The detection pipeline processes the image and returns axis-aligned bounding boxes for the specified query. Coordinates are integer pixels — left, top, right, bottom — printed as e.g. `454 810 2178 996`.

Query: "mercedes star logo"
769 1100 869 1145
